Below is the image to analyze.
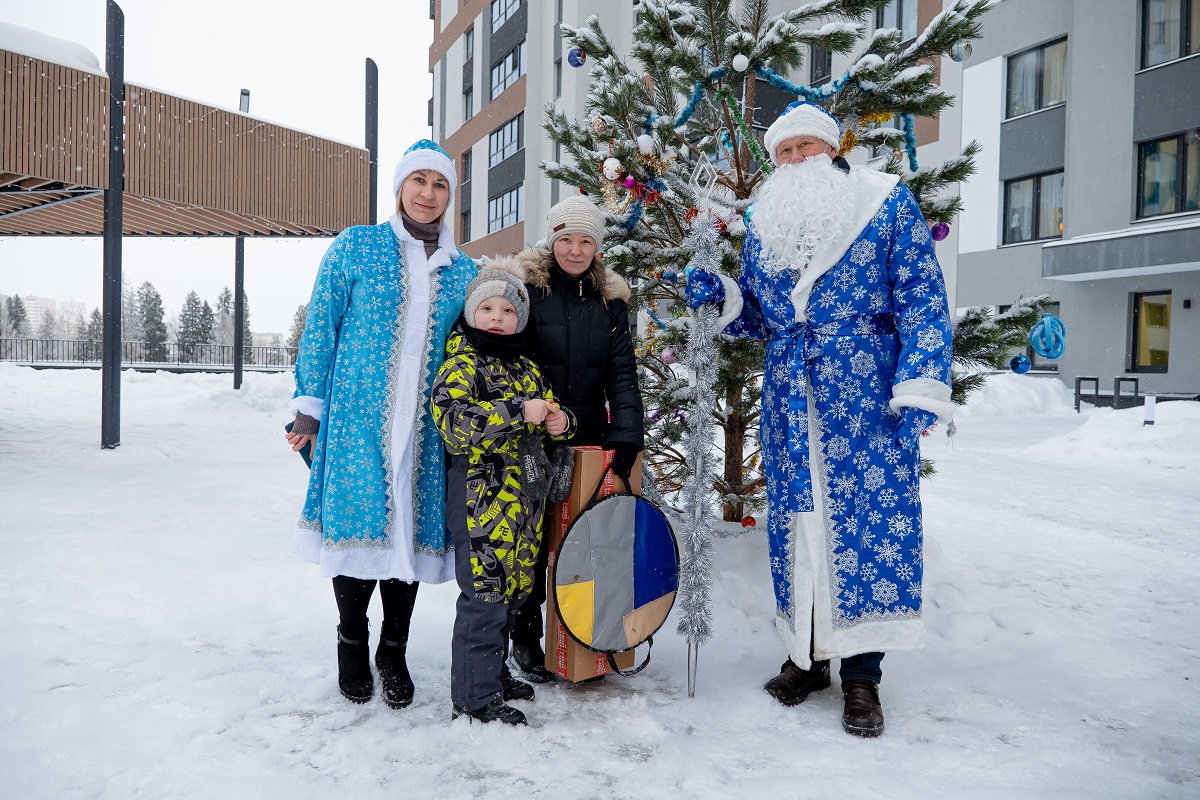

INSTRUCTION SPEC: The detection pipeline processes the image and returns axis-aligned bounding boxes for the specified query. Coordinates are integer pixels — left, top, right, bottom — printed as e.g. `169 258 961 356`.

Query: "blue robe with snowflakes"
291 221 476 581
720 169 956 667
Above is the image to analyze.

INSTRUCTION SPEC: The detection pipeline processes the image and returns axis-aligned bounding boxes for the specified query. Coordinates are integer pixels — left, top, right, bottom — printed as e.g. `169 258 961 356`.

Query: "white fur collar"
387 213 460 272
788 167 899 322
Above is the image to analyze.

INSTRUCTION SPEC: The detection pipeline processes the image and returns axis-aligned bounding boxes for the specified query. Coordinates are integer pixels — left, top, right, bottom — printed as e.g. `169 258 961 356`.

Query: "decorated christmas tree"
543 0 998 525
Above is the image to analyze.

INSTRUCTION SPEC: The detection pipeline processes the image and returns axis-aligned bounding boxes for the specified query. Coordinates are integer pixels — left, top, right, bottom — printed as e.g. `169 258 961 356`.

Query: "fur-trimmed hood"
515 246 631 304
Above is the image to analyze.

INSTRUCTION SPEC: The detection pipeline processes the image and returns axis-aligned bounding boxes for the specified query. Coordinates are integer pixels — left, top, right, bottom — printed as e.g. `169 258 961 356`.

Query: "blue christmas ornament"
1029 313 1066 359
662 271 677 283
567 46 586 68
1010 354 1032 374
950 40 973 62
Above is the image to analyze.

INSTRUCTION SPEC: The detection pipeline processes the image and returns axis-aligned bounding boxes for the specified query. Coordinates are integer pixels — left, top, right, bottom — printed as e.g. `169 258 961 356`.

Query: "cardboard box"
545 446 641 681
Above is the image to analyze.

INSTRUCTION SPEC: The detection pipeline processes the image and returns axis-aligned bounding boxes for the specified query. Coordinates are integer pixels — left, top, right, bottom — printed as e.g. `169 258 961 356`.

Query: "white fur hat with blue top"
392 139 458 206
763 101 842 165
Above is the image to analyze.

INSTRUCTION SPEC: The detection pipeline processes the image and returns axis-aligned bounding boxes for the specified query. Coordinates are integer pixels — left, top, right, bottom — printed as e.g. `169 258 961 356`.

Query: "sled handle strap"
587 462 635 507
607 636 653 677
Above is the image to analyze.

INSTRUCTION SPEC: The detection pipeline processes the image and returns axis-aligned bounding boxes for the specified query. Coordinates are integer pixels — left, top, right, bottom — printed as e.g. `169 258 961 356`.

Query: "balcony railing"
0 338 295 369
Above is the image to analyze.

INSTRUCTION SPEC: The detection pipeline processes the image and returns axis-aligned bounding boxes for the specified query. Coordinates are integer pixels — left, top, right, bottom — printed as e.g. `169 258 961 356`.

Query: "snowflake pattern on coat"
293 222 477 556
727 183 952 644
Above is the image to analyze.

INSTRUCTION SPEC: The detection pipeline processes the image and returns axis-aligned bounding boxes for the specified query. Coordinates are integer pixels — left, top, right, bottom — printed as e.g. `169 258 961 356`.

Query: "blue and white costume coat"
718 169 956 667
291 218 477 583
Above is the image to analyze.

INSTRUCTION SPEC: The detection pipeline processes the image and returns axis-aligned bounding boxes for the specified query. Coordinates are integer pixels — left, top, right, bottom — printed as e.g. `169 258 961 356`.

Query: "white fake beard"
751 155 854 275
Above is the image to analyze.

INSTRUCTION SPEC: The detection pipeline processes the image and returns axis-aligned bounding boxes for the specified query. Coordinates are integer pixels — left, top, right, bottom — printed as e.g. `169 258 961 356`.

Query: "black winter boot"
375 629 415 710
763 659 831 706
841 680 885 737
452 699 528 726
336 626 374 704
501 664 535 701
510 639 555 683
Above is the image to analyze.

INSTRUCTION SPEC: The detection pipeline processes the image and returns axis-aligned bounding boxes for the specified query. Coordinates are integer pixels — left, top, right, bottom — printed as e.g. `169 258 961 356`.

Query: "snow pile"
0 20 105 76
2 366 1198 798
1028 400 1200 468
958 371 1075 417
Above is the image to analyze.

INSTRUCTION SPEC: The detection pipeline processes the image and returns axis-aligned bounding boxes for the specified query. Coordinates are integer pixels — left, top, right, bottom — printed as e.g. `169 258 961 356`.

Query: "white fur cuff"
889 378 957 422
715 274 744 332
289 395 325 422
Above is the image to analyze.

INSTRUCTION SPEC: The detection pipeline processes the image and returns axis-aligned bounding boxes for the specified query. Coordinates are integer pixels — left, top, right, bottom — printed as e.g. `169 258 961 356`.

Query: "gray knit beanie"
463 260 530 333
545 196 605 249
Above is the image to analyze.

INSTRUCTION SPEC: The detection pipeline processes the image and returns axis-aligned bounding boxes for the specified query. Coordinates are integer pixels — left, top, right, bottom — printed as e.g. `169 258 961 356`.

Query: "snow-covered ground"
1 365 1197 799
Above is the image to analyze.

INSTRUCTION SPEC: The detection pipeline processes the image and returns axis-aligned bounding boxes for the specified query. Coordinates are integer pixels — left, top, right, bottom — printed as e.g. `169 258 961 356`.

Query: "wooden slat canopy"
0 49 369 236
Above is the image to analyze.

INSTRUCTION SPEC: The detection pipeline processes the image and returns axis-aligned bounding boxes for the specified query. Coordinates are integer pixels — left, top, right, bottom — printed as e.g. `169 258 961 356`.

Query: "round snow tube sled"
551 468 679 676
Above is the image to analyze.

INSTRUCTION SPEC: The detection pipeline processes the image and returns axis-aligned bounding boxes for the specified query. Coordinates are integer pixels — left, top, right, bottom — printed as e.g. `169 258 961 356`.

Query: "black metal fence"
0 338 296 368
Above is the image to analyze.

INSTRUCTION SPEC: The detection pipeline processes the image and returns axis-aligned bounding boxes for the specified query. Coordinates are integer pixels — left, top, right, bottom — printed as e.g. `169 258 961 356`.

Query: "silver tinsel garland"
675 215 724 696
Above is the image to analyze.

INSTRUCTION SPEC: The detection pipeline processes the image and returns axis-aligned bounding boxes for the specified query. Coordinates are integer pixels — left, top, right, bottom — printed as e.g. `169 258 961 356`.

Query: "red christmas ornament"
741 515 756 527
716 218 728 234
685 207 699 224
579 187 587 195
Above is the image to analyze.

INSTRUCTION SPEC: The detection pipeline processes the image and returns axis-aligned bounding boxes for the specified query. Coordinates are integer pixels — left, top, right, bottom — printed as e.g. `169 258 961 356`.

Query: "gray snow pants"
448 456 518 713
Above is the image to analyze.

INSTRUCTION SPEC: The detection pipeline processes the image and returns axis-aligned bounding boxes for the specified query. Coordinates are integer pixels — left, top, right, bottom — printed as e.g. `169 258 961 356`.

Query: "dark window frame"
487 183 524 233
1002 169 1065 245
875 0 918 43
488 112 524 168
461 209 472 244
464 27 474 62
1005 37 1068 119
1130 290 1172 373
463 87 474 122
810 44 832 86
1141 0 1198 69
491 0 522 32
489 40 526 101
1136 130 1200 218
462 150 472 184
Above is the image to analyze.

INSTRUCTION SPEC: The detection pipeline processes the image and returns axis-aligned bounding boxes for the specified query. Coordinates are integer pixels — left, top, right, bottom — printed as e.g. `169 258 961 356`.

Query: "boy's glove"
894 408 938 449
518 434 552 503
684 268 725 309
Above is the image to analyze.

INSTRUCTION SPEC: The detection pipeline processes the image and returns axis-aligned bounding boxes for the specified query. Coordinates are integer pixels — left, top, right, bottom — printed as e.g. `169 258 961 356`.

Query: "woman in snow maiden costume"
686 102 956 737
432 258 575 725
285 139 477 709
508 196 645 682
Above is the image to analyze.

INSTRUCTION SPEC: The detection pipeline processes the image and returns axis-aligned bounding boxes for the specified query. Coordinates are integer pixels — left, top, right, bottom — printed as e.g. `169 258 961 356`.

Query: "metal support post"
1073 376 1098 413
1113 377 1139 410
234 90 249 390
365 58 379 224
101 0 125 449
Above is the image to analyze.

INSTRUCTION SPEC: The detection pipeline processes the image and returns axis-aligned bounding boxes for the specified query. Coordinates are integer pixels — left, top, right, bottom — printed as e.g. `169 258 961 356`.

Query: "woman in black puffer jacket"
509 196 645 681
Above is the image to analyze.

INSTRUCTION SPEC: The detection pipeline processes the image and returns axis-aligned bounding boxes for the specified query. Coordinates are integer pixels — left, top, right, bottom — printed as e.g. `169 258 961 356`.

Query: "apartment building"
428 0 966 292
956 0 1199 393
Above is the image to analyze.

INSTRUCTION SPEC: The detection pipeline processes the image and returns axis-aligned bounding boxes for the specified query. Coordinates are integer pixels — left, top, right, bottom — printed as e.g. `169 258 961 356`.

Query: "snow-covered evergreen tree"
177 291 205 363
121 276 142 344
240 291 254 365
6 295 28 336
136 282 169 362
542 0 991 518
37 310 56 340
286 304 307 362
215 287 235 348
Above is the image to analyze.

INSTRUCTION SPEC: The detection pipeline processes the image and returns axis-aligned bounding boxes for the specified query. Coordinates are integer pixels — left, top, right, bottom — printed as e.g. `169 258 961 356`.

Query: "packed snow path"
1 365 1197 798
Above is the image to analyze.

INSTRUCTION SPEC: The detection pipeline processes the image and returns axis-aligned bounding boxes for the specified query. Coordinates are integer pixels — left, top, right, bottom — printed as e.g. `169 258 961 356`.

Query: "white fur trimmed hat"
763 101 842 164
392 139 457 208
544 196 605 249
464 257 530 333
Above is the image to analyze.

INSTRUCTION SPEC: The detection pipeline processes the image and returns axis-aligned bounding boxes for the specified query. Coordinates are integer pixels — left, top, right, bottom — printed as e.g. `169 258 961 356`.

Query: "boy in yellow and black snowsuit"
432 258 574 726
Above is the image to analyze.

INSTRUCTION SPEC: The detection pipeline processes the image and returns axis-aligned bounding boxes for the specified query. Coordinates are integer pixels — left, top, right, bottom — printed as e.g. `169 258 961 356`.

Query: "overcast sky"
0 0 434 334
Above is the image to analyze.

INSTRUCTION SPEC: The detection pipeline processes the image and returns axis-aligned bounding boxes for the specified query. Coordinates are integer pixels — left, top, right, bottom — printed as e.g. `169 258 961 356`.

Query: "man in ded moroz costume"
687 102 955 737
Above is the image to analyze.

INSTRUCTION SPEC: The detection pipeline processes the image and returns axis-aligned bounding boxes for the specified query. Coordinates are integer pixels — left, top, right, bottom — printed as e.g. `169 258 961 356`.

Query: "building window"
1138 130 1200 217
463 88 474 121
461 210 472 244
876 0 918 43
1006 38 1067 118
1003 170 1064 244
488 184 523 233
1142 0 1199 68
1131 291 1172 372
464 27 474 62
489 113 523 167
810 44 832 86
490 40 526 100
491 0 522 31
869 115 903 159
462 150 472 184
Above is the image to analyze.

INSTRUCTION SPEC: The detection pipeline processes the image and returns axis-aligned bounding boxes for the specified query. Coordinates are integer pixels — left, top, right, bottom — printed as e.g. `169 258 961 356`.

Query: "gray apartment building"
957 0 1199 394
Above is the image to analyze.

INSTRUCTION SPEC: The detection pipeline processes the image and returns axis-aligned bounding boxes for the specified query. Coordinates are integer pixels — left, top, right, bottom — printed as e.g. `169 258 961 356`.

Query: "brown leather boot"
763 659 831 706
841 679 885 737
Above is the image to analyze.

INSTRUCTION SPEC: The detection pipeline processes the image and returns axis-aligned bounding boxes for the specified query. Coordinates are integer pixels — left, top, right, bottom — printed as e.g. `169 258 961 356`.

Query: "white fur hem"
715 274 743 332
790 167 900 322
292 525 455 583
889 378 957 422
289 396 324 421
